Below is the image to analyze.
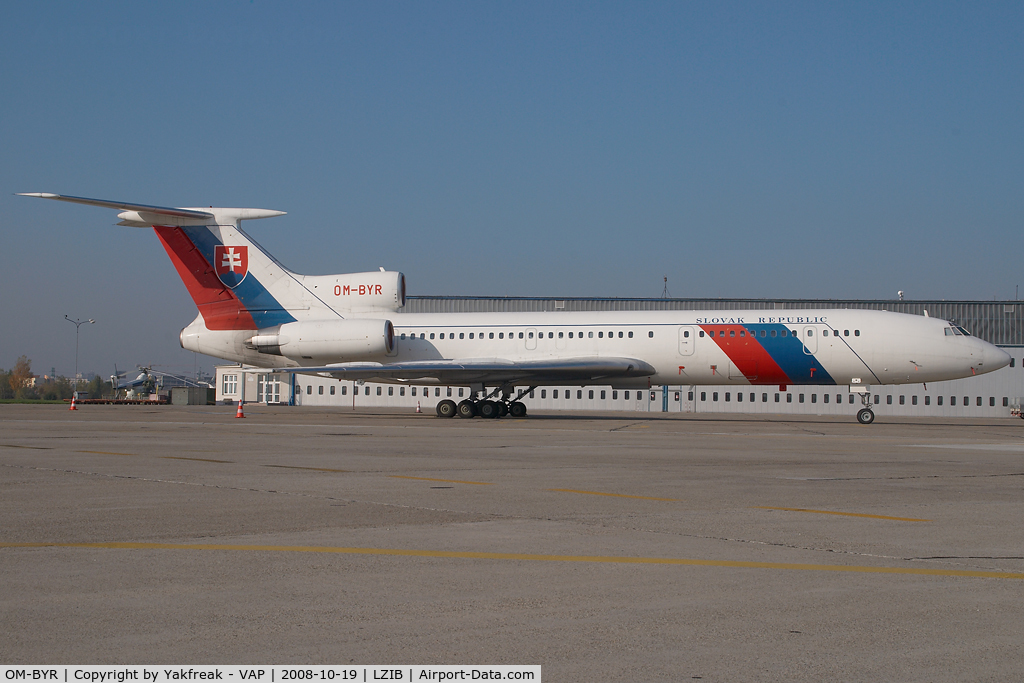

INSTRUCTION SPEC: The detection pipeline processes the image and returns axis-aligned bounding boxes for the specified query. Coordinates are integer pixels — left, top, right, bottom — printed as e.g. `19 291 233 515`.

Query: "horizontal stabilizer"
17 193 285 227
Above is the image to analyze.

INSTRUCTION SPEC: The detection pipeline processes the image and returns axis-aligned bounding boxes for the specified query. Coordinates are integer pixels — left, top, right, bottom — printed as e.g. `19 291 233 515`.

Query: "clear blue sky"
2 1 1022 378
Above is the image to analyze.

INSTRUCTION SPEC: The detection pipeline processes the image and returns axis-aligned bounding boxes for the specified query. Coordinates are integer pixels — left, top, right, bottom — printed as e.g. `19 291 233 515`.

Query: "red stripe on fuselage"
153 226 257 331
700 325 791 385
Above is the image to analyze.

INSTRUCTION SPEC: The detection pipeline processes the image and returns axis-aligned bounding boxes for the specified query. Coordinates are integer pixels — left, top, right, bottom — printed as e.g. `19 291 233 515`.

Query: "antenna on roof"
662 276 670 299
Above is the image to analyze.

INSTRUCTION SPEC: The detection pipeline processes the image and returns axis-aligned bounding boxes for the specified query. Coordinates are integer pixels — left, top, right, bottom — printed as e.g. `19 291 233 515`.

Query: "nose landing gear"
853 387 875 424
856 407 875 424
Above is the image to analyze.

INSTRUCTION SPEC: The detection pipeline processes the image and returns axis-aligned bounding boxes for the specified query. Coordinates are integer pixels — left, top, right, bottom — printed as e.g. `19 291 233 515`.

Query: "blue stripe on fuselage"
182 226 297 328
747 324 835 385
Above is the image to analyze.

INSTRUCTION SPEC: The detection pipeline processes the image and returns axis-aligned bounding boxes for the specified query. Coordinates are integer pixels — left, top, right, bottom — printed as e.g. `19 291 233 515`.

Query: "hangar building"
214 297 1024 418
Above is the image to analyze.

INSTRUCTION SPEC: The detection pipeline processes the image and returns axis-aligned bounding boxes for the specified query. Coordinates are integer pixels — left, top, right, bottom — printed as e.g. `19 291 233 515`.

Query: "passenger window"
460 333 465 339
688 391 694 401
760 330 766 337
306 386 312 395
807 330 813 337
950 396 956 406
469 333 474 339
628 331 633 338
430 333 435 339
618 331 624 338
578 331 583 337
719 331 725 337
330 385 335 395
599 331 604 338
519 332 524 339
648 331 654 338
822 329 828 336
589 332 594 338
781 330 788 337
977 397 983 407
683 331 690 338
400 333 406 340
411 387 416 396
567 332 572 339
548 332 554 339
854 330 860 336
558 332 564 339
528 332 533 339
811 394 817 403
698 331 704 337
770 330 777 337
498 333 503 339
844 330 850 336
389 387 395 396
489 332 494 339
739 330 745 337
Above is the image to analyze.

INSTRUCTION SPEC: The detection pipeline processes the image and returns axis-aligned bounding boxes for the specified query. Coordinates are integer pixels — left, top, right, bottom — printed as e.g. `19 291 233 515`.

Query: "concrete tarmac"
2 404 1023 680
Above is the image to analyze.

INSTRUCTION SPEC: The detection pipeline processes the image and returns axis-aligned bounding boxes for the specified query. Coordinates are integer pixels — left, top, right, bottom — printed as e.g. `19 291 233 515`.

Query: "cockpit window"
945 328 955 336
945 326 972 336
956 326 972 336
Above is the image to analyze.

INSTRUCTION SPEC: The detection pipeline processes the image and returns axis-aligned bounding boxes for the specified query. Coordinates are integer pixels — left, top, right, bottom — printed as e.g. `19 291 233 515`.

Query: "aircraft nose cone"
986 344 1012 370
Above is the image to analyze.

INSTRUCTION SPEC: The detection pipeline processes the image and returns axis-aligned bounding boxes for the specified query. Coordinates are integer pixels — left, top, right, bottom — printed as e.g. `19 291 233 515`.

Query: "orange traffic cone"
416 401 421 413
235 400 245 418
69 395 77 411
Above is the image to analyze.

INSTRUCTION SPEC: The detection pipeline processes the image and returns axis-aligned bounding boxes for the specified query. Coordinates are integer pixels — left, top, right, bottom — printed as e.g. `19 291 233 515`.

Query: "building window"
600 390 606 399
579 390 584 399
787 394 792 403
553 390 559 399
589 390 594 399
458 388 464 397
887 395 892 405
990 397 995 407
674 391 680 401
712 392 719 401
762 393 768 402
700 391 706 401
823 394 829 404
977 397 983 407
306 385 312 395
774 393 779 402
376 387 382 396
1004 397 1009 407
318 386 324 395
736 392 741 402
411 387 416 396
799 394 805 403
873 395 880 404
541 390 547 399
624 391 631 400
222 374 238 395
388 387 394 396
688 391 694 401
950 396 956 406
937 396 943 405
899 395 904 405
447 387 452 397
613 391 619 399
1010 358 1016 368
529 390 534 398
400 387 405 396
330 386 335 395
964 396 969 406
911 395 917 405
341 385 347 395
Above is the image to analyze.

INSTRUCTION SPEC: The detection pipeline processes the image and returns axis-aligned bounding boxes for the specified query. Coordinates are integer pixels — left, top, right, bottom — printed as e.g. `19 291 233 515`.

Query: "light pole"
64 315 95 390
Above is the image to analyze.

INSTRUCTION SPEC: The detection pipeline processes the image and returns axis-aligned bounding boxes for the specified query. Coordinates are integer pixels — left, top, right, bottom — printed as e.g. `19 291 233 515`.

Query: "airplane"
20 192 1011 424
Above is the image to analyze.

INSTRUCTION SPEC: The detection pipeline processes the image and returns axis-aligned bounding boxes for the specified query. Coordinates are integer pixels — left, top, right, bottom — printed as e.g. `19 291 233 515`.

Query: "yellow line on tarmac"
390 475 494 485
264 465 349 473
549 488 679 502
1 542 1020 580
160 456 234 464
756 507 931 522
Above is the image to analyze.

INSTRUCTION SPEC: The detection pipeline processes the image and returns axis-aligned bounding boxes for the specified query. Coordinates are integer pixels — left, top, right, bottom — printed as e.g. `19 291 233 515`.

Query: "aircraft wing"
277 357 656 385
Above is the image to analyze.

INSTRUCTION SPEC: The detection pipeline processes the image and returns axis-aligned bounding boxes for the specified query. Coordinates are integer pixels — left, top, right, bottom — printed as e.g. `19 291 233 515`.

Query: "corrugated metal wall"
405 297 1024 345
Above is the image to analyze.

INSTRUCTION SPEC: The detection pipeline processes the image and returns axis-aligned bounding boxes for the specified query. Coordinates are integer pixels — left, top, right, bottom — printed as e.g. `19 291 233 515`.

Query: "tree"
9 356 31 395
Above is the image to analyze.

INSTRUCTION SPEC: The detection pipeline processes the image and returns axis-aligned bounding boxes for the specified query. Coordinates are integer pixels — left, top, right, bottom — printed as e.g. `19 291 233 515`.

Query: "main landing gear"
435 386 534 419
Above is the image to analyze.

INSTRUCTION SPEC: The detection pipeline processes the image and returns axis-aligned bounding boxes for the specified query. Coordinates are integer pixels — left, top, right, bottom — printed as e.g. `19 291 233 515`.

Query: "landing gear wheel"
477 400 499 419
436 399 457 418
457 400 477 418
497 402 509 417
856 408 875 425
509 401 528 418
